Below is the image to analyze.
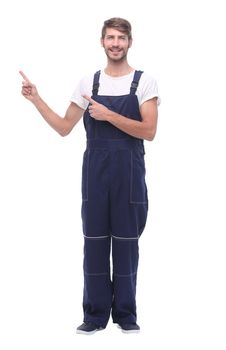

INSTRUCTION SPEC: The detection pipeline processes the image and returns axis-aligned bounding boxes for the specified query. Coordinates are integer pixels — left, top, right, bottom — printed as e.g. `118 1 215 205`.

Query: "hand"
83 95 111 121
19 71 39 102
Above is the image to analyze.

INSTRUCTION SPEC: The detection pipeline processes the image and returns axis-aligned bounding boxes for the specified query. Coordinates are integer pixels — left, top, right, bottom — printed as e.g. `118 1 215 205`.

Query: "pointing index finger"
83 95 96 104
19 70 31 83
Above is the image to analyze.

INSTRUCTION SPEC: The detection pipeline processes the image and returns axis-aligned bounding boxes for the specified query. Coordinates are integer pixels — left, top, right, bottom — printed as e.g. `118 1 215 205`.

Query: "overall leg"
81 149 112 328
111 236 139 324
110 148 148 325
83 236 112 327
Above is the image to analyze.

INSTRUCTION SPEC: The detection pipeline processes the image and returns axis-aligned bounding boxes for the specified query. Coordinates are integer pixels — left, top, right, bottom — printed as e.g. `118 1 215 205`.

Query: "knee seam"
111 234 139 240
83 234 110 239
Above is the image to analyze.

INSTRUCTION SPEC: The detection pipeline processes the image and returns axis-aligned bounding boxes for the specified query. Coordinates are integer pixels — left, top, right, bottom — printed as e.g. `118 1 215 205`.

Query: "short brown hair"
101 17 132 40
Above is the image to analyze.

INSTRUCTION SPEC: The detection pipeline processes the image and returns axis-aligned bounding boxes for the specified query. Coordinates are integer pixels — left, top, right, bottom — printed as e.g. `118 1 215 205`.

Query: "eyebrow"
106 34 127 38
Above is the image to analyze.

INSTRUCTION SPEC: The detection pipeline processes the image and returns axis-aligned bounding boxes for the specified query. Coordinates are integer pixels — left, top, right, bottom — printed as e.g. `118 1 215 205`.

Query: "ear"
100 37 104 47
129 38 133 48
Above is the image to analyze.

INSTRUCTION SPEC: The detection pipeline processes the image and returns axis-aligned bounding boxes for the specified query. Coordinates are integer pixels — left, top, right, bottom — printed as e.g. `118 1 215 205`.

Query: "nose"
112 38 120 46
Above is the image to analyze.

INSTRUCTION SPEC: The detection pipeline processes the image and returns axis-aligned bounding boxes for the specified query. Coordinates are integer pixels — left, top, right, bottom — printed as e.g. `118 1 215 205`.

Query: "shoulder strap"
130 70 143 95
92 70 101 96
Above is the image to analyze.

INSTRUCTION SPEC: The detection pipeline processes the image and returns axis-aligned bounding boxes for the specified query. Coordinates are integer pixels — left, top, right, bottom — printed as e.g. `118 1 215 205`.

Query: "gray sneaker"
118 323 140 333
76 322 104 335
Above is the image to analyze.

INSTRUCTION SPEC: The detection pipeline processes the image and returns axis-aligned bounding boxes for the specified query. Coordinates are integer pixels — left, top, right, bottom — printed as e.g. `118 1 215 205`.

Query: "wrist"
107 109 117 123
31 94 42 106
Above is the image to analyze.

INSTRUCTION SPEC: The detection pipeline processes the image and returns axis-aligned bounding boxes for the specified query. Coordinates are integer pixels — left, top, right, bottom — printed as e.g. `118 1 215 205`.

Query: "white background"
0 0 225 349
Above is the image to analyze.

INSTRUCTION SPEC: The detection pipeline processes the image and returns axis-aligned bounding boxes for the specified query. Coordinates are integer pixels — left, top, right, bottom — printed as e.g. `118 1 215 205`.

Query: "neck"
104 61 134 77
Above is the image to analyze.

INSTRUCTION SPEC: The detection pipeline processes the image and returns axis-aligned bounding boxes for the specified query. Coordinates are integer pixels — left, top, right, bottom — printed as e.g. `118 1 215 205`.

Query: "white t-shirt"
70 70 160 110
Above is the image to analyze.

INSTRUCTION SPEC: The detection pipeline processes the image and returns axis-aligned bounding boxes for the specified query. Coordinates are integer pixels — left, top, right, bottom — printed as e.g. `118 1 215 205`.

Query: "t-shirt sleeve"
139 73 161 106
70 76 92 110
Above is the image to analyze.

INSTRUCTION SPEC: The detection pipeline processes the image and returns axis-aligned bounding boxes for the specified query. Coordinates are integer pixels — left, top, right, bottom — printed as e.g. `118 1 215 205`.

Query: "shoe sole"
76 328 104 335
117 325 140 334
121 329 140 334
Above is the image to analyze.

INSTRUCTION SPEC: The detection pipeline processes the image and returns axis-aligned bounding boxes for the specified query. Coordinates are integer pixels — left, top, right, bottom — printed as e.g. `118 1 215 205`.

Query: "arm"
108 98 158 141
83 95 158 141
20 71 84 136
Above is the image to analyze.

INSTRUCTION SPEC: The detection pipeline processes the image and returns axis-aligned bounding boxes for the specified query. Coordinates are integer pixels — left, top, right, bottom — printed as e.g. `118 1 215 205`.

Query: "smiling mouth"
109 49 122 53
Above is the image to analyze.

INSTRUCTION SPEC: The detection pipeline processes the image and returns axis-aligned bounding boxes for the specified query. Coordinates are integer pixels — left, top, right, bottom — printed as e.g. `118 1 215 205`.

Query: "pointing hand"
19 71 39 102
83 95 111 121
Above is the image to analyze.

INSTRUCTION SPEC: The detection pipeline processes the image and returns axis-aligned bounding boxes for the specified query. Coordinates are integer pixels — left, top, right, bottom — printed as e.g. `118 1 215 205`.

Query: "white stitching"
84 271 109 276
129 150 148 204
111 234 139 240
83 234 110 239
113 271 137 277
82 149 90 202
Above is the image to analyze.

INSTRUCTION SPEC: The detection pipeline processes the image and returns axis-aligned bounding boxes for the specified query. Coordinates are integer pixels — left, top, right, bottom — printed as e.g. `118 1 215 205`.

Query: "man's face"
101 28 132 62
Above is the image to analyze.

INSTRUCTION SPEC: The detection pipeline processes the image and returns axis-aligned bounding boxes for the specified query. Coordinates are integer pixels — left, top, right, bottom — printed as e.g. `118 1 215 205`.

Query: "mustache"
109 47 123 51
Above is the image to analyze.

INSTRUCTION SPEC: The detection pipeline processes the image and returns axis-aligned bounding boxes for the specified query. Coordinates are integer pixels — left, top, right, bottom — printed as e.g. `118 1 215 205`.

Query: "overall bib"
81 70 148 328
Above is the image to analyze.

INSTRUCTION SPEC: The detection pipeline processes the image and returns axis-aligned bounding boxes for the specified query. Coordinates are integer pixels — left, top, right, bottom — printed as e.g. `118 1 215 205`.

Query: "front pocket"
130 149 148 204
82 150 90 201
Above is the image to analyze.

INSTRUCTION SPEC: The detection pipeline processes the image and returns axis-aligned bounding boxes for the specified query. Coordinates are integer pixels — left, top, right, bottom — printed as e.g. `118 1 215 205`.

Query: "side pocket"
82 150 90 201
130 149 148 204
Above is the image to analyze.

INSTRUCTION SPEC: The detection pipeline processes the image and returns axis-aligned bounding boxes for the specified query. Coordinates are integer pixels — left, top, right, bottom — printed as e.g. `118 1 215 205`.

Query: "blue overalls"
81 70 148 328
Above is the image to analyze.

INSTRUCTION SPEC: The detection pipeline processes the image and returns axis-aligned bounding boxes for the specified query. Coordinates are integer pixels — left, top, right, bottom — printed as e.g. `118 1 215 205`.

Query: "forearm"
107 111 155 141
84 94 158 141
32 97 67 136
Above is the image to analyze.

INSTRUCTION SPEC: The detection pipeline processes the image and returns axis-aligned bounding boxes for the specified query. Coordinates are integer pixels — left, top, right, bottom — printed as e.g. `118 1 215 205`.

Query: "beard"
104 46 129 63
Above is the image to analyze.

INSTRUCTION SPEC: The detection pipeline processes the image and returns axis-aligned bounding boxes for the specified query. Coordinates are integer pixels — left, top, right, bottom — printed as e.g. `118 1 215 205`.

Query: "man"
20 17 160 335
